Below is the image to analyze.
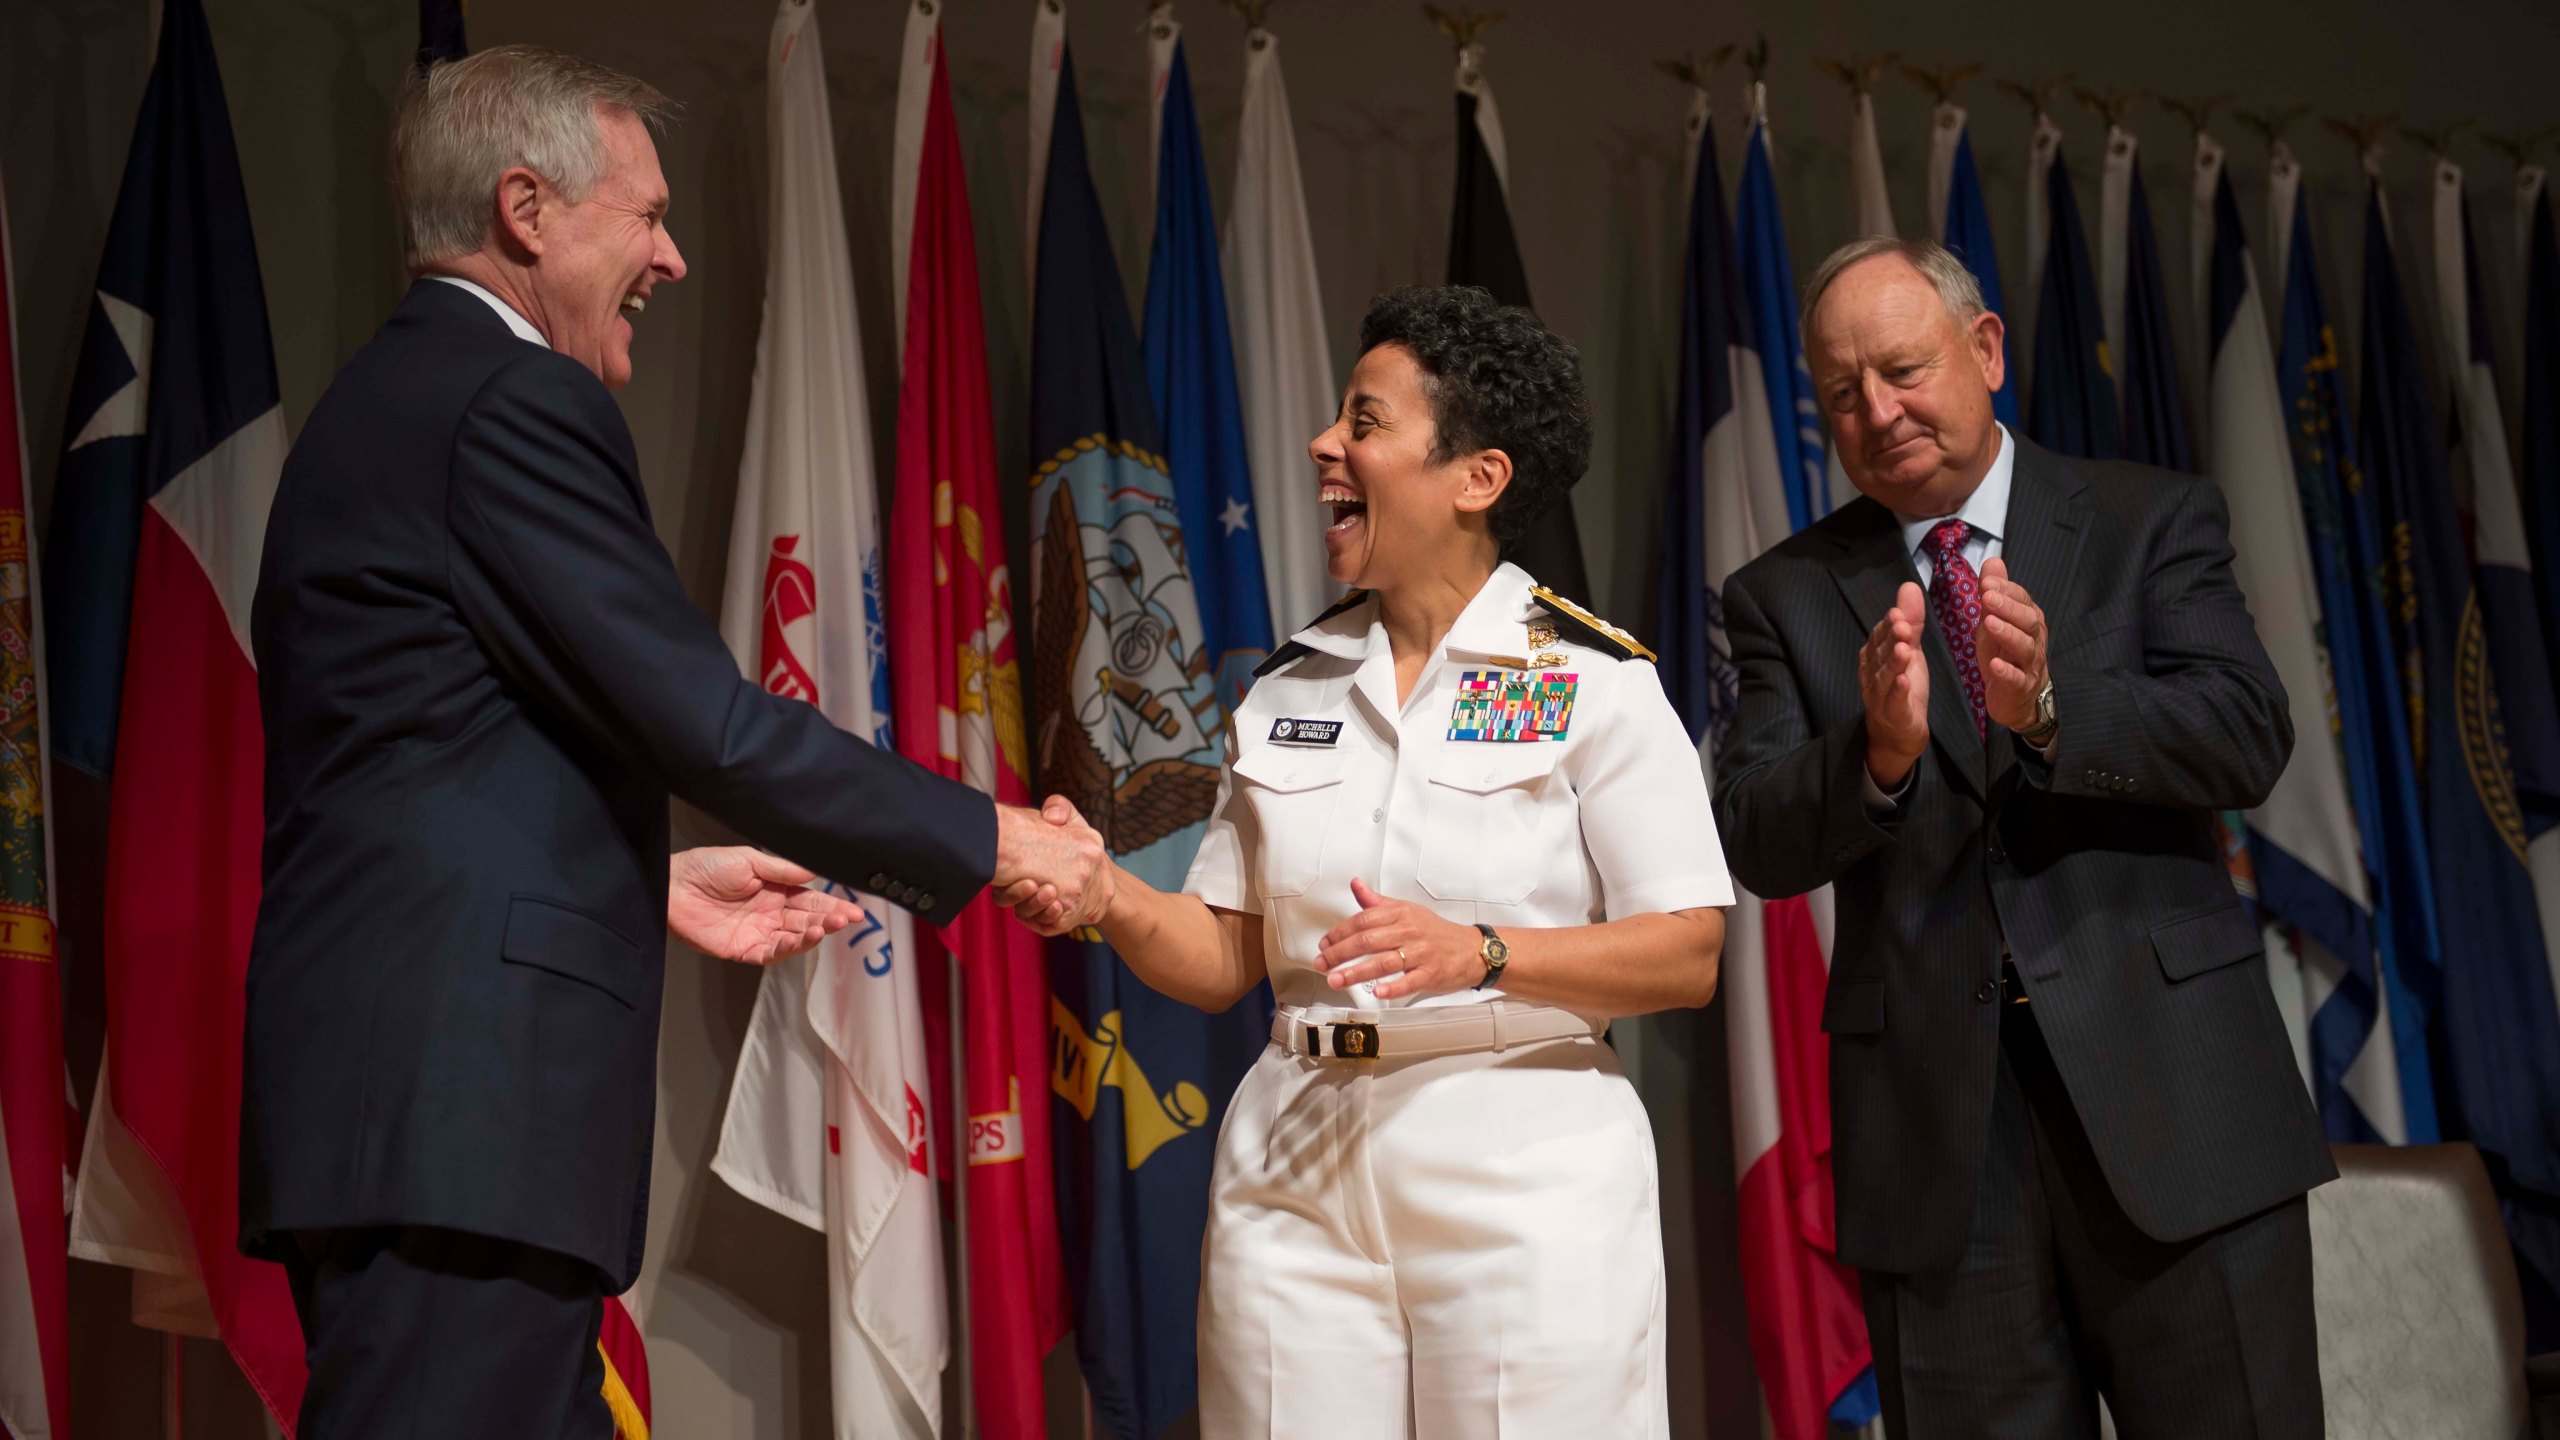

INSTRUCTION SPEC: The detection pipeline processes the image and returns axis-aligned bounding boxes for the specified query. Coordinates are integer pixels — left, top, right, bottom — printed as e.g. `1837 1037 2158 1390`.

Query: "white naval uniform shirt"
1183 563 1735 1016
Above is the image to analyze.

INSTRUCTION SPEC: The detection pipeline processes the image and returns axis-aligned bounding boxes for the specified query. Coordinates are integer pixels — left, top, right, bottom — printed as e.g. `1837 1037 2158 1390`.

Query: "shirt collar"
1896 422 2015 561
429 275 550 349
1283 562 1540 663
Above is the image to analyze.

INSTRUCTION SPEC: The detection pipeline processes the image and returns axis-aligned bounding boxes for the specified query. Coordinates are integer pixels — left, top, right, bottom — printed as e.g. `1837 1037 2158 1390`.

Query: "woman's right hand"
1008 795 1114 936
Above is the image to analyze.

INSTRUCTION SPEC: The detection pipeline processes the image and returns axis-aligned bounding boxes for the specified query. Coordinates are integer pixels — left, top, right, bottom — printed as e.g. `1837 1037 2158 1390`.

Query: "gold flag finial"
1902 61 1982 105
1655 45 1737 92
1421 4 1504 50
2162 95 2230 138
1222 0 1275 30
1742 34 1772 87
2484 127 2558 167
2399 118 2472 158
2073 85 2148 130
1998 74 2073 119
1817 51 1899 97
2236 106 2308 147
2324 113 2397 155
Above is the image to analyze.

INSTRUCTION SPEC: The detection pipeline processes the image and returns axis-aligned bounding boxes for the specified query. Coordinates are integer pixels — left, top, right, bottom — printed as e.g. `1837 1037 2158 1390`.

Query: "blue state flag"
2269 162 2441 1143
1735 108 1826 529
1144 28 1274 712
1028 43 1271 1438
2117 156 2191 472
1934 107 2021 430
2525 180 2560 682
2357 175 2560 1341
2026 141 2120 460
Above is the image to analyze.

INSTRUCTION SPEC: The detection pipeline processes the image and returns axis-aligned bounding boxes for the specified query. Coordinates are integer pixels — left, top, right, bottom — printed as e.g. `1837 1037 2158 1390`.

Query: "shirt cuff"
1861 764 1913 815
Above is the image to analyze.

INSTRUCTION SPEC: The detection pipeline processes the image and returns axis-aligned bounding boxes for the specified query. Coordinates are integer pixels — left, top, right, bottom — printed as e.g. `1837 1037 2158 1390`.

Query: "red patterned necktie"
1926 518 1987 740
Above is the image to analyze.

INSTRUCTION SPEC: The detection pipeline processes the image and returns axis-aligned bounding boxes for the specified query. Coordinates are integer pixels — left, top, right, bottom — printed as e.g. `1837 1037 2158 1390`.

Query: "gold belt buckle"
1329 1021 1381 1060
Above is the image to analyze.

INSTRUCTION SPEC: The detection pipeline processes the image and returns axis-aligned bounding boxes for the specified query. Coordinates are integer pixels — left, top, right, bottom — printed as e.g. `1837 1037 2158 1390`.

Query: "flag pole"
949 948 975 1440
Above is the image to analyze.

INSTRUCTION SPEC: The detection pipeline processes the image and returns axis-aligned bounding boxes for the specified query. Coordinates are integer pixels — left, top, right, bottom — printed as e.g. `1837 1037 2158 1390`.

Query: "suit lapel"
1985 438 2090 794
1828 501 1987 800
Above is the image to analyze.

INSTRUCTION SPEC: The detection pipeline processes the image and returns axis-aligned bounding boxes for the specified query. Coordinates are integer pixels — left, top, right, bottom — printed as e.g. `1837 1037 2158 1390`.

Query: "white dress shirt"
430 275 549 349
1184 562 1734 1015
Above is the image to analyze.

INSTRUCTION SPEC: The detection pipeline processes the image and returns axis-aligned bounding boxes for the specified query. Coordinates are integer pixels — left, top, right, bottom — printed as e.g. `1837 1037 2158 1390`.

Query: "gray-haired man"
242 47 1101 1435
1712 238 2331 1438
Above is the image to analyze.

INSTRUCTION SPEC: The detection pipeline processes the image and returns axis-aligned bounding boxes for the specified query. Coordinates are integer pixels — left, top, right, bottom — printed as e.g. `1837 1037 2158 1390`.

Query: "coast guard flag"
2195 133 2421 1145
2022 115 2119 459
1651 84 1877 1440
1444 39 1592 603
45 0 304 1424
1928 102 2020 429
2356 159 2560 1341
2099 127 2191 472
896 8 1069 1436
1223 19 1335 633
2264 140 2442 1142
2523 167 2560 687
710 4 943 1437
2430 156 2560 966
0 163 68 1440
1029 37 1266 1439
1145 8 1274 711
1736 86 1828 528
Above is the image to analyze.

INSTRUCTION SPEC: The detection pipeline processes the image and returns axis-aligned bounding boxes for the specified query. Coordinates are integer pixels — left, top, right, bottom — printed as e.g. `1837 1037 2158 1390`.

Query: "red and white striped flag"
0 159 69 1440
893 4 1068 1433
711 2 946 1436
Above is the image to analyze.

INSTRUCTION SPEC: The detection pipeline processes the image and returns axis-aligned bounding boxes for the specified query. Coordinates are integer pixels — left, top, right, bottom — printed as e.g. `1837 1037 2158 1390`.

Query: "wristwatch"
2018 677 2059 746
1473 924 1510 990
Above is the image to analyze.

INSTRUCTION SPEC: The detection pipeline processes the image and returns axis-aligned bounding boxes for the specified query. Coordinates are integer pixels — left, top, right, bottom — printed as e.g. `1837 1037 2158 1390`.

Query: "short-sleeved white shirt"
1184 563 1734 1015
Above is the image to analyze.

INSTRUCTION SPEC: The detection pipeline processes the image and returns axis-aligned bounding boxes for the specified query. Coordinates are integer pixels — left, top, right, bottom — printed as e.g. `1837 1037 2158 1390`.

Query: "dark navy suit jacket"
241 280 992 1286
1714 437 2334 1275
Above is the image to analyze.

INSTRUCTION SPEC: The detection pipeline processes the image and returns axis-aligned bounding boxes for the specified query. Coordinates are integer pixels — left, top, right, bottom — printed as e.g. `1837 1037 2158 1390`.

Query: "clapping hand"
1860 582 1931 788
669 846 865 965
994 796 1113 936
1975 557 2050 735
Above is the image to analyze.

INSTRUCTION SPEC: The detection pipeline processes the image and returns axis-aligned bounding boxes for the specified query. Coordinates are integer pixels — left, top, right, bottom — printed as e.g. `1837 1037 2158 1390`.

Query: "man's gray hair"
391 45 675 272
1800 236 1988 340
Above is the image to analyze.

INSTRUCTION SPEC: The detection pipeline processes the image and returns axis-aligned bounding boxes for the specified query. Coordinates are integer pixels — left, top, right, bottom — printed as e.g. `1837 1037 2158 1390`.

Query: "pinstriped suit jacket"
1712 436 2334 1276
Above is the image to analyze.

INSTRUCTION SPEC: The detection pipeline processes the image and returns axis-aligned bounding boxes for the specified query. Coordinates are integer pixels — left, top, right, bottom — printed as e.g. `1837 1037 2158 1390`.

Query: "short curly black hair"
1355 286 1592 546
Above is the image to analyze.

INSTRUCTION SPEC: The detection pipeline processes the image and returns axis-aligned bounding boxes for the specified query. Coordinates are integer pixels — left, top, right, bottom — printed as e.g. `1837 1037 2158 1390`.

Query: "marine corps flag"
45 0 303 1422
893 6 1067 1436
2356 154 2560 1342
0 163 67 1440
1440 28 1591 604
1029 31 1264 1439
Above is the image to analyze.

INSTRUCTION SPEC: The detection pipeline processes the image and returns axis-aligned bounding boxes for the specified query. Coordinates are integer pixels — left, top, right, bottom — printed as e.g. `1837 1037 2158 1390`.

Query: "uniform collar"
1290 563 1542 662
1895 421 2015 561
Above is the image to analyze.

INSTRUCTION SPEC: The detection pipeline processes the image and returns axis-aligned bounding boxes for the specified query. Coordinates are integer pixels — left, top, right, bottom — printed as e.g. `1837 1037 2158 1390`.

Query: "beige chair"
2309 1142 2560 1439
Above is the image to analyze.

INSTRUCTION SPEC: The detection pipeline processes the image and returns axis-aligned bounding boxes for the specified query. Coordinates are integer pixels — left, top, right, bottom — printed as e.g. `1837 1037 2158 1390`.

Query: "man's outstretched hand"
669 846 864 965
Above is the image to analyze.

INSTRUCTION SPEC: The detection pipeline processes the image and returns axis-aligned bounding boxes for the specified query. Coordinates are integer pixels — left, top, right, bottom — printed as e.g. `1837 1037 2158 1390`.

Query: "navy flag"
1028 41 1268 1439
417 0 466 68
2024 119 2120 459
1928 101 2021 430
2104 127 2191 472
2357 164 2560 1342
2525 171 2560 683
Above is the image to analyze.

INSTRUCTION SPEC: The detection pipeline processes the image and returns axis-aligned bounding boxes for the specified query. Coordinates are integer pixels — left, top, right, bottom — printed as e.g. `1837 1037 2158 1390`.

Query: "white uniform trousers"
1197 1028 1669 1438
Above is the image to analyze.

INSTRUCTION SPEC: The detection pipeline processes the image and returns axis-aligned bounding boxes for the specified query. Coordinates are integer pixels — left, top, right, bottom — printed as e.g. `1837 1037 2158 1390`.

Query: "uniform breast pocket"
1230 748 1351 899
1417 744 1567 905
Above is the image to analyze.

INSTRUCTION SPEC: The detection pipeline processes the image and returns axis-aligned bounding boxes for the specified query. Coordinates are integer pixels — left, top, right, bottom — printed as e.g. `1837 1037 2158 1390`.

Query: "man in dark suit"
243 47 1103 1437
1713 237 2334 1439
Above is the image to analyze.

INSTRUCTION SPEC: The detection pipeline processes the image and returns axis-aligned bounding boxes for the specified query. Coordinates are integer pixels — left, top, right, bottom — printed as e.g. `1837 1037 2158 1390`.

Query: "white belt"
1271 1001 1601 1061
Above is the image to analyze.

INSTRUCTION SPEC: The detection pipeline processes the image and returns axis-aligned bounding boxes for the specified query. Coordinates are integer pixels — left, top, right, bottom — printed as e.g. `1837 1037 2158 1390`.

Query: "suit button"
2083 770 2099 785
869 873 889 890
916 893 936 912
1975 980 1998 1004
1988 842 2007 863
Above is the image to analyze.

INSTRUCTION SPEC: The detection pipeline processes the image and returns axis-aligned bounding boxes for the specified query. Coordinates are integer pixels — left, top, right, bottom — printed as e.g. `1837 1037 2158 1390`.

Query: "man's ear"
1970 308 2007 396
494 166 546 260
1452 447 1514 520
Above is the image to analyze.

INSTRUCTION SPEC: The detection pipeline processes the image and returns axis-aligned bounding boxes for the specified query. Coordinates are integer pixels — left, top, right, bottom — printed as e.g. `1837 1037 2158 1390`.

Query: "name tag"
1268 717 1342 747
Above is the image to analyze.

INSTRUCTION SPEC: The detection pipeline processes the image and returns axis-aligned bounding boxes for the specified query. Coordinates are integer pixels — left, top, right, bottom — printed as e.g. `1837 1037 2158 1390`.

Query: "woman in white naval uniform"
1033 288 1731 1437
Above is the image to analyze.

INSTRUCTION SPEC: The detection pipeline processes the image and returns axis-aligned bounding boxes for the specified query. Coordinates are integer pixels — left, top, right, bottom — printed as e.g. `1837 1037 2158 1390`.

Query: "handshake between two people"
666 796 1113 968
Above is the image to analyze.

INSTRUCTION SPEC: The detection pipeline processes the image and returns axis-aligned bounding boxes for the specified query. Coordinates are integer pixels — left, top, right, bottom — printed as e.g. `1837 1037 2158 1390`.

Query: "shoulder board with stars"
1252 590 1373 677
1529 585 1655 663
